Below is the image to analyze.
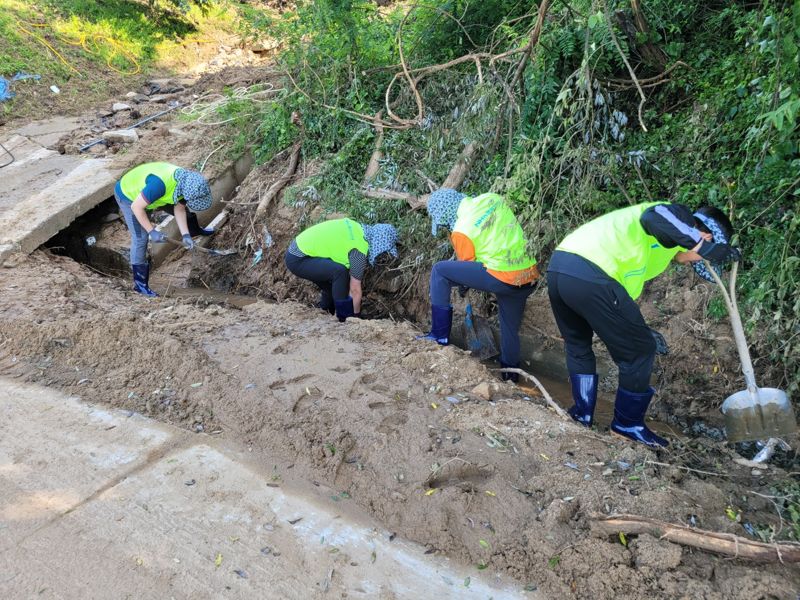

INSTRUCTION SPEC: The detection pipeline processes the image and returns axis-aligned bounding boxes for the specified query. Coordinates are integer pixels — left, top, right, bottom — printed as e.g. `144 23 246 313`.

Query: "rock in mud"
112 102 131 113
103 129 139 144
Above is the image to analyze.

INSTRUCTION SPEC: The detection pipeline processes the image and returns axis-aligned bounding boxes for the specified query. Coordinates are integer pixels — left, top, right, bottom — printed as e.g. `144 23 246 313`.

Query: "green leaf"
479 539 490 549
619 532 628 547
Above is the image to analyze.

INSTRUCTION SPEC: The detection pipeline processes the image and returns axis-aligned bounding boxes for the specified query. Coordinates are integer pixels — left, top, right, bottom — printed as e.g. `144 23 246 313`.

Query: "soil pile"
1 251 798 598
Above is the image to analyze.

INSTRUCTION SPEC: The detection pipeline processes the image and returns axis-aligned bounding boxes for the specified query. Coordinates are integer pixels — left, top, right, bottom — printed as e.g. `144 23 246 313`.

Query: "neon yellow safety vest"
557 202 685 300
452 193 537 272
295 218 369 268
119 162 179 211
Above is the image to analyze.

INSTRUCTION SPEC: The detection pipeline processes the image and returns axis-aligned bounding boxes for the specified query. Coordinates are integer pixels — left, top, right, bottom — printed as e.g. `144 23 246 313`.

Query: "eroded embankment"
1 252 798 599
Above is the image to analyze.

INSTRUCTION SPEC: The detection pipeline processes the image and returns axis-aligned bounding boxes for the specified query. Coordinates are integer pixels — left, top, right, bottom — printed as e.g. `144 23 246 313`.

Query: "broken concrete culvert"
1 107 799 598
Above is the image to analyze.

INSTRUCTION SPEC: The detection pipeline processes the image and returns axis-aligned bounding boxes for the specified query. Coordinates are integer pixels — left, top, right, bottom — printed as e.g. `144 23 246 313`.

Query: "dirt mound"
1 251 798 598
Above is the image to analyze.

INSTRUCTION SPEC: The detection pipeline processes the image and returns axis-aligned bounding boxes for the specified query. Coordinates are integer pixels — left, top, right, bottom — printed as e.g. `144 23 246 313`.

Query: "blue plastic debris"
0 72 42 101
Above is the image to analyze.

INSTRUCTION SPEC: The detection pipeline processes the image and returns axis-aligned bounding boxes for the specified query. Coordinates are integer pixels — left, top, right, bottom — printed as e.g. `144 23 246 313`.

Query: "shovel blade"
722 387 797 442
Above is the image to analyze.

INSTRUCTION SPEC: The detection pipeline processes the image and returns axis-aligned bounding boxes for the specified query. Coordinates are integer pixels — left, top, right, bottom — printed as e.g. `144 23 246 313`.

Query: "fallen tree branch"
255 112 303 220
441 141 479 190
363 111 385 184
498 367 569 419
363 140 479 210
590 513 800 563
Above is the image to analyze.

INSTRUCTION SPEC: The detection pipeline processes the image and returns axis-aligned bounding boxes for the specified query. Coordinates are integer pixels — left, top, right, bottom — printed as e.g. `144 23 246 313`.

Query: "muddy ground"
2 248 799 598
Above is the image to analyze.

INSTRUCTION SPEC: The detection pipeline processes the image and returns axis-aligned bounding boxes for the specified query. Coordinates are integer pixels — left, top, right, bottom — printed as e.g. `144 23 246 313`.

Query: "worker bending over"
115 162 214 297
548 202 738 447
285 218 398 321
421 188 539 382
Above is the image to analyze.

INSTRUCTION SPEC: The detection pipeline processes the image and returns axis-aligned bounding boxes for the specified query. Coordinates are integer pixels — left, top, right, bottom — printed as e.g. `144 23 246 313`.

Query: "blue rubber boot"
567 374 598 427
610 386 668 448
418 305 453 345
132 263 157 298
318 290 335 315
334 297 355 322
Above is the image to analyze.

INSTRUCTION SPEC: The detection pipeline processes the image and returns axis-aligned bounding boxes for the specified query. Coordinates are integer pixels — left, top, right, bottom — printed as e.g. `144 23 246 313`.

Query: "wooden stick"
498 367 569 419
591 513 800 563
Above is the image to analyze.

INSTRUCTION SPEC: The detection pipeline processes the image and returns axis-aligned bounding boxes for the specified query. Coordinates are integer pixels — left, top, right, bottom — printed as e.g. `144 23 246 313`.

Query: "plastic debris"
85 236 97 246
564 462 579 470
50 85 60 94
233 569 248 579
0 72 42 102
425 488 438 496
214 553 223 567
616 461 631 471
252 248 263 266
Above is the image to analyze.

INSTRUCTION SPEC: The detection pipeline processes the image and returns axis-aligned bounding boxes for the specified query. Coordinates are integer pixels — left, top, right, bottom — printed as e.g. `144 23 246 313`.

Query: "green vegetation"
0 0 233 115
227 0 799 395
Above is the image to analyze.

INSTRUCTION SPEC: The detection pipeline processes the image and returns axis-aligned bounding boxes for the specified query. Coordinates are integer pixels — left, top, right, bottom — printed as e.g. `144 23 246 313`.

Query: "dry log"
362 188 419 202
363 111 385 184
255 112 303 220
591 513 800 563
441 141 478 191
362 140 479 210
630 0 668 69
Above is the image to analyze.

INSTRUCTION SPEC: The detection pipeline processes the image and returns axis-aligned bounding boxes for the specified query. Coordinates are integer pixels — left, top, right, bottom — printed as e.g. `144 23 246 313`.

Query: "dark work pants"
430 260 534 367
285 251 350 308
547 270 655 392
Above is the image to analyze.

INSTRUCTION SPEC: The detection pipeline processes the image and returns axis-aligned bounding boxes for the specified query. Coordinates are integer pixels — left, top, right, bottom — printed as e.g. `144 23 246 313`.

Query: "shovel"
461 292 499 360
706 260 797 442
164 237 238 257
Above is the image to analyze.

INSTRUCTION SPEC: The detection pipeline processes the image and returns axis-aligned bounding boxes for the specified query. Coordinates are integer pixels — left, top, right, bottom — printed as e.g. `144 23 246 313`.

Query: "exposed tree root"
591 514 800 563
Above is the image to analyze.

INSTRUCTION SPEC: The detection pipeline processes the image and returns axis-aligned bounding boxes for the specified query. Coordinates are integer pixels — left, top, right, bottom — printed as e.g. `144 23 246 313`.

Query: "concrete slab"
0 380 176 548
0 380 531 599
0 134 121 264
13 116 87 149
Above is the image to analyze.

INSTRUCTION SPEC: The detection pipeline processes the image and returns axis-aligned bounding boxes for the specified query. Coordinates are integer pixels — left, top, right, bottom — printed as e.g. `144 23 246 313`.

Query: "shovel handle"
705 261 759 396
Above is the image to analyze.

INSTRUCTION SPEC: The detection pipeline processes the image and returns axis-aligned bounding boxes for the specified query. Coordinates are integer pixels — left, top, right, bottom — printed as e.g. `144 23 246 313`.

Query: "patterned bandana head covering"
362 223 399 266
692 212 729 282
174 168 213 212
427 188 466 236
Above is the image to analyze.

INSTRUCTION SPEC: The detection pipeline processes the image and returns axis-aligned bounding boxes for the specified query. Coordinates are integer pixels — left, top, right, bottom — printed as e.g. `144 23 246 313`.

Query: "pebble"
112 102 131 112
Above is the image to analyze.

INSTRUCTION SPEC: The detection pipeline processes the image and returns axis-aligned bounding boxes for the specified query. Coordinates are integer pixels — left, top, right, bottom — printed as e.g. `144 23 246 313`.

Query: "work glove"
182 234 195 250
697 241 741 264
458 285 470 298
148 229 167 243
650 328 669 355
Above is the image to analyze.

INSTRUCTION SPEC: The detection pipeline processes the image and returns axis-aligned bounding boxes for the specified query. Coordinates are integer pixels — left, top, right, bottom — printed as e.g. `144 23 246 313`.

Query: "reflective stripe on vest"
452 193 536 272
557 202 683 300
294 218 368 268
119 162 179 211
